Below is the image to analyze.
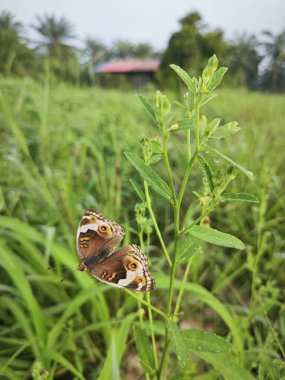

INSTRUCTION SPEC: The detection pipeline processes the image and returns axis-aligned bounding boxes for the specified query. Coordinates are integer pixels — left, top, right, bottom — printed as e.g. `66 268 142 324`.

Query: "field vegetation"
0 53 285 380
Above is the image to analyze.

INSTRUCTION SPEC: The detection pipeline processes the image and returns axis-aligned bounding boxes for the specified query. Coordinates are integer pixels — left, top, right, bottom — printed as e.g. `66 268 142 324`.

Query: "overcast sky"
2 0 285 49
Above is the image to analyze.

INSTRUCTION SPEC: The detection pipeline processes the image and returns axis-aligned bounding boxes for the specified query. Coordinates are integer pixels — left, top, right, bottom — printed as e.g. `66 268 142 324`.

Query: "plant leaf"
210 122 240 139
208 67 228 90
167 320 188 367
124 152 172 203
198 155 214 192
137 95 157 124
206 145 253 179
189 226 245 250
133 325 155 375
98 313 136 380
221 193 259 203
130 179 145 202
50 352 85 380
177 235 202 264
182 329 232 353
196 352 255 380
170 64 196 93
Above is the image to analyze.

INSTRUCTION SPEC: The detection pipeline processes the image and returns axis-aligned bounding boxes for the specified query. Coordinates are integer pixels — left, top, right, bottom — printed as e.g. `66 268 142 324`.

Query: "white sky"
1 0 285 49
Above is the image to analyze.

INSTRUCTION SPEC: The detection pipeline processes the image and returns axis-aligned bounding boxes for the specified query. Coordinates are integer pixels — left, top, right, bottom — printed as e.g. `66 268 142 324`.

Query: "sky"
1 0 285 50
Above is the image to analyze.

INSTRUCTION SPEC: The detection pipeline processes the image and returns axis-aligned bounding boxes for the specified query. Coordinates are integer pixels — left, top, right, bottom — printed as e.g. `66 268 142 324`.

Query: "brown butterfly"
76 209 156 291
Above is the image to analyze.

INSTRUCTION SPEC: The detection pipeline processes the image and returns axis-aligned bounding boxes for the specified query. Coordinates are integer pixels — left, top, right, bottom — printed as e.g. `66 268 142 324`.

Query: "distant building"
95 59 160 89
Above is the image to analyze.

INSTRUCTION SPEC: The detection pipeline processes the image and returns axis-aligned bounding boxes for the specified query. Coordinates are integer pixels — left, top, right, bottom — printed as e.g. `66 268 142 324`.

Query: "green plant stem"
174 256 194 316
177 150 198 208
139 227 159 372
187 128 191 161
125 290 165 318
157 328 170 380
195 100 200 150
146 292 159 371
144 182 172 268
163 134 177 203
166 205 180 316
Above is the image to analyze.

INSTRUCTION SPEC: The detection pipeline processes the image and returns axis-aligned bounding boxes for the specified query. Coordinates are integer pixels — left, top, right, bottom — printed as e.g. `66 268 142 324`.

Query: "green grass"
0 72 284 380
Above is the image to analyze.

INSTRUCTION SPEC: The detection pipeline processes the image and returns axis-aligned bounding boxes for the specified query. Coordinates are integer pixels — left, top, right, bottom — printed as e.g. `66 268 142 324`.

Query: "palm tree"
32 14 80 81
32 14 75 59
85 38 109 65
231 33 261 88
0 11 32 75
260 29 285 91
0 10 22 32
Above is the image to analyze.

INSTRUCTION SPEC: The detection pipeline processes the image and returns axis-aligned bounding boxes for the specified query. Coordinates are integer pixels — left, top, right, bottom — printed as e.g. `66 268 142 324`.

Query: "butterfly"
76 209 156 291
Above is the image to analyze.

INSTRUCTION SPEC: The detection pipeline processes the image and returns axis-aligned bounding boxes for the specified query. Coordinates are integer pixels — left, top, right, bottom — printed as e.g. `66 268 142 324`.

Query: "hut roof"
96 59 160 73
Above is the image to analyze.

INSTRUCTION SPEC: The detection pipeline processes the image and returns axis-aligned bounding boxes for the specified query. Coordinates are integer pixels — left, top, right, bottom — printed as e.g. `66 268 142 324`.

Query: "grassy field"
0 70 285 380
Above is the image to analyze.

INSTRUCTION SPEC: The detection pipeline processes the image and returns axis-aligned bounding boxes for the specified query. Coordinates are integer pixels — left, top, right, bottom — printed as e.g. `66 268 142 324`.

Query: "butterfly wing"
86 244 156 291
77 209 125 262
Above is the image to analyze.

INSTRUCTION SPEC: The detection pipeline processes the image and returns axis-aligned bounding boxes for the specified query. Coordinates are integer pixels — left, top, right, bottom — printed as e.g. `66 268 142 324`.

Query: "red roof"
96 59 160 73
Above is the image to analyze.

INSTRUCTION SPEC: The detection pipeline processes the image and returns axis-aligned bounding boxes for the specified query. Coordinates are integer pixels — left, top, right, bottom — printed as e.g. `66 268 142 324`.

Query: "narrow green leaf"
0 241 47 345
167 320 188 367
196 352 255 380
50 352 85 380
182 329 232 353
170 64 196 92
221 193 259 203
137 95 157 124
110 333 120 380
208 67 228 90
133 325 155 375
198 155 214 192
98 314 136 380
47 287 107 350
177 235 202 264
205 118 221 137
207 55 219 72
130 179 145 202
189 226 245 250
124 152 172 203
206 145 254 179
210 122 240 139
201 93 218 107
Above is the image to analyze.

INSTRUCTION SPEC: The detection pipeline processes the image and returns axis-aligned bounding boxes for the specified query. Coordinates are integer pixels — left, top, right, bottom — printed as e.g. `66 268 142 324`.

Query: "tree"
231 33 261 88
0 11 37 76
158 12 232 89
111 40 157 59
111 40 135 59
260 29 285 92
133 43 157 59
0 10 21 31
32 14 79 81
32 14 75 57
85 38 109 65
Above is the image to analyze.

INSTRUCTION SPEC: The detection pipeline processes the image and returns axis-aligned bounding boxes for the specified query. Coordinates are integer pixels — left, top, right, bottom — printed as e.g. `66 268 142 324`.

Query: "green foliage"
0 11 39 76
260 29 285 92
0 54 284 379
158 12 233 89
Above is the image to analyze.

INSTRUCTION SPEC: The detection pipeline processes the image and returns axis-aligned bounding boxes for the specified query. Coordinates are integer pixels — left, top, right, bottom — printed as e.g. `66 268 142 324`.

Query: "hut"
95 59 160 89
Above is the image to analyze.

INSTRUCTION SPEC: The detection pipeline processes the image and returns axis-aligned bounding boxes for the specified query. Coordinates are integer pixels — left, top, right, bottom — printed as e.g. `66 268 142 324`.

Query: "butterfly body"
76 209 156 291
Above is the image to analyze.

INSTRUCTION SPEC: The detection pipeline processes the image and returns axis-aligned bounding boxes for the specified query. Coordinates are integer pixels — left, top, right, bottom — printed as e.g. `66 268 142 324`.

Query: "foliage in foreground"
0 58 284 379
